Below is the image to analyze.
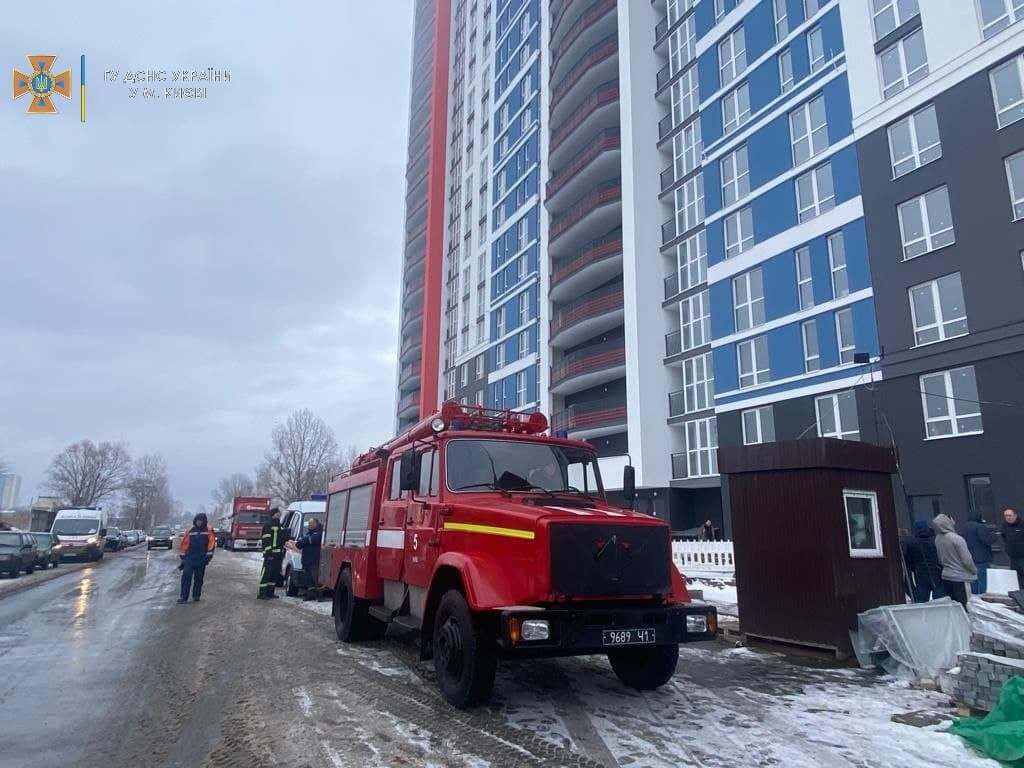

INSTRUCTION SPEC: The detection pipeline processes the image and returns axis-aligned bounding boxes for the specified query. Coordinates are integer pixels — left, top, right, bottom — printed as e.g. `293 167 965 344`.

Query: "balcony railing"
664 272 679 300
551 340 626 387
668 390 687 418
551 283 623 337
402 307 424 331
550 80 619 153
397 391 419 413
550 179 622 242
399 334 420 359
658 112 676 141
662 217 678 245
551 397 627 434
551 0 617 74
660 163 677 193
655 16 668 43
398 362 420 386
657 63 671 90
546 128 620 199
550 33 618 112
551 231 623 287
671 452 687 480
665 330 682 357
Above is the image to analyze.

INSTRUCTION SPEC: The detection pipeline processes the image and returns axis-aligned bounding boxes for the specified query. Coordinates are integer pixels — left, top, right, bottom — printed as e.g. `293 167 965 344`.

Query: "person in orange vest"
178 512 216 604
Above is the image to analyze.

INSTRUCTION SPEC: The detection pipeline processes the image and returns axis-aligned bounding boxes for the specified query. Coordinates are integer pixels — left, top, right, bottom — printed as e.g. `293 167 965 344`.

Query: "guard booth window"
344 484 374 546
324 490 349 546
418 450 439 497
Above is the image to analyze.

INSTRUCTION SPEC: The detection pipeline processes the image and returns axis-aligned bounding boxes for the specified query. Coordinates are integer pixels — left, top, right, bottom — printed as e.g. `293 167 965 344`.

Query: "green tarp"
951 676 1024 766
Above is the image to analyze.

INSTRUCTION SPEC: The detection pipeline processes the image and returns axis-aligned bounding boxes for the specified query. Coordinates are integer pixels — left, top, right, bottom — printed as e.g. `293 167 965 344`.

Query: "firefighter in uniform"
258 507 285 599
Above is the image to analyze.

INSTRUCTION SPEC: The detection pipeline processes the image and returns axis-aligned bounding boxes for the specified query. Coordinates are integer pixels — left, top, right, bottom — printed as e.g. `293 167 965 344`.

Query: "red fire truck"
318 403 717 707
224 496 272 551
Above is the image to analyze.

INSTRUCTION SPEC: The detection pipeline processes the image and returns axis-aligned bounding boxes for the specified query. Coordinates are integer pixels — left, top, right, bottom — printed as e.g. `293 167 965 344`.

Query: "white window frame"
677 230 708 293
920 366 984 439
474 389 484 407
714 0 726 23
828 232 849 299
669 16 697 74
804 0 822 18
680 290 711 351
685 417 718 478
515 370 527 407
460 363 468 387
737 335 770 389
808 25 826 73
835 307 856 365
878 28 929 99
496 306 506 337
732 268 765 332
816 390 860 440
871 0 920 41
495 342 505 369
518 291 529 326
779 48 795 94
675 173 705 233
897 186 955 259
796 162 835 222
991 55 1024 128
908 272 969 346
1005 150 1024 219
843 490 884 558
721 145 750 206
802 319 820 372
682 352 714 414
721 83 751 134
887 104 942 178
976 0 1024 39
673 120 702 179
790 95 829 166
518 330 530 358
719 26 747 87
671 66 700 125
774 0 789 42
796 246 814 310
742 405 775 445
475 355 484 378
724 206 754 259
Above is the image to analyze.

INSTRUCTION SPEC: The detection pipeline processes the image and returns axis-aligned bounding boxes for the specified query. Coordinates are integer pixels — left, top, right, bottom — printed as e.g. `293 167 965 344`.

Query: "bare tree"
339 444 363 472
46 440 131 507
210 473 256 507
260 409 339 504
123 454 170 529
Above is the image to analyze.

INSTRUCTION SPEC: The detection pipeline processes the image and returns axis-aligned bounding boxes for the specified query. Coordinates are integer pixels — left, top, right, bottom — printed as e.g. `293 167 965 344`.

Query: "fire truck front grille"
549 523 671 598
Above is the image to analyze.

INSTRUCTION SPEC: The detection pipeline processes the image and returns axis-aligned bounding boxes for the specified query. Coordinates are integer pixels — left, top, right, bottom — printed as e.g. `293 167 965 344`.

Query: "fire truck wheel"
432 590 497 708
333 569 386 642
285 568 299 597
607 644 679 691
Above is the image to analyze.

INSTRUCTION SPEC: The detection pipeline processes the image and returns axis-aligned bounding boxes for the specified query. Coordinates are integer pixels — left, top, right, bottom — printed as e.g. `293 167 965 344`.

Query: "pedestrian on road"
932 513 977 610
1001 508 1024 587
292 517 322 600
961 513 996 595
258 507 285 600
700 519 715 541
902 520 945 603
178 513 216 604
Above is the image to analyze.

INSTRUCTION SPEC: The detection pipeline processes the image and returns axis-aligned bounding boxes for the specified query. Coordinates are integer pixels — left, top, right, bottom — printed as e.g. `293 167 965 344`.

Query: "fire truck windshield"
446 439 604 497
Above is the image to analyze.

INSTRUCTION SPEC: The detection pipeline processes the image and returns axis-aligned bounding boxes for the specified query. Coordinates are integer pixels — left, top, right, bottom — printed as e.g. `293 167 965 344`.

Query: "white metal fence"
672 540 735 575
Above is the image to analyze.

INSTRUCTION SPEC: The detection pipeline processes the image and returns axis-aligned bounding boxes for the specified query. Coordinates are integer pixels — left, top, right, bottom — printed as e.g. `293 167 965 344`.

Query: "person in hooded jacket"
932 513 977 609
902 520 945 602
289 517 322 600
961 513 996 595
178 512 216 604
1001 508 1024 587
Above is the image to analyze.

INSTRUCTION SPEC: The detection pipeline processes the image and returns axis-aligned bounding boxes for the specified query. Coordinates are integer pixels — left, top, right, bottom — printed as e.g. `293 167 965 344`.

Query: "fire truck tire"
285 568 298 597
432 590 497 708
607 644 679 691
333 569 386 642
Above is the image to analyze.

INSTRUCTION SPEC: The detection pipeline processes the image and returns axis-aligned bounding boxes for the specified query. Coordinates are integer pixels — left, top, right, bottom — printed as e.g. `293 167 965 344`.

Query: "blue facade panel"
768 324 804 381
697 48 719 103
748 58 779 114
745 2 776 62
747 114 791 189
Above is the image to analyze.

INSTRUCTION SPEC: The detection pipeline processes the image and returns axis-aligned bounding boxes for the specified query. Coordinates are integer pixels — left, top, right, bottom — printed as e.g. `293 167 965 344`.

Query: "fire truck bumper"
496 603 718 657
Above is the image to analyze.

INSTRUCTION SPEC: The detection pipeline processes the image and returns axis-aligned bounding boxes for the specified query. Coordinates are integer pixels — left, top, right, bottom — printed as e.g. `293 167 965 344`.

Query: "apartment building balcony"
396 391 420 420
550 0 617 82
550 397 627 440
671 452 719 483
549 179 622 258
401 306 423 334
550 231 623 303
550 34 618 126
399 333 421 364
397 360 421 390
550 339 626 395
551 0 589 48
665 329 682 358
550 283 624 349
546 128 621 211
549 80 619 168
664 272 679 301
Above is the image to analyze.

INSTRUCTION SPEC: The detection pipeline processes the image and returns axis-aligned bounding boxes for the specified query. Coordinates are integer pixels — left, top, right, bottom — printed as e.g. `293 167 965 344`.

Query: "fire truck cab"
319 403 717 708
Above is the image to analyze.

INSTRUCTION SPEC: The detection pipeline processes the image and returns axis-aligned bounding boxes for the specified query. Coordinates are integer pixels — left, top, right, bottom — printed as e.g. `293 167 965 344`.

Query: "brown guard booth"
719 438 904 657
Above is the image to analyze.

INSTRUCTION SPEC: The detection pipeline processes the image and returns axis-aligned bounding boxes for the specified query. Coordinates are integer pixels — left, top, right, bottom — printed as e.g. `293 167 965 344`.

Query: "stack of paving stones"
951 632 1024 712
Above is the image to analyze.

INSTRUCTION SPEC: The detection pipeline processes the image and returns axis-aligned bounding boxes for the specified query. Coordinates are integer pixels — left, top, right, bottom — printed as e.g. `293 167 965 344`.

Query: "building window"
475 389 484 407
680 290 711 350
671 66 700 125
677 230 708 292
802 319 820 372
897 186 954 259
871 0 920 40
719 27 746 87
722 83 751 134
475 355 484 378
724 206 754 258
673 120 702 179
669 16 697 74
796 162 835 222
737 335 770 389
909 272 968 346
447 368 456 398
887 104 941 178
774 0 789 41
518 330 529 358
966 474 996 521
921 366 983 438
515 371 527 407
991 55 1024 128
714 0 726 23
807 26 826 73
683 353 714 413
721 145 750 206
796 246 814 310
675 173 705 233
733 268 765 331
828 232 849 299
496 307 505 337
844 490 883 558
460 363 468 387
742 405 775 445
779 48 795 93
804 0 822 18
878 28 928 99
1005 150 1024 219
977 0 1024 38
495 342 505 369
790 96 828 166
685 417 718 478
816 390 859 440
835 308 855 364
518 292 529 326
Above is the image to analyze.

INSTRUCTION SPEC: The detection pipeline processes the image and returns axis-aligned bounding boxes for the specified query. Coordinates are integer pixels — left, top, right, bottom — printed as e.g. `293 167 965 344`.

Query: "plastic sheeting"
951 677 1024 766
970 598 1024 653
852 598 970 679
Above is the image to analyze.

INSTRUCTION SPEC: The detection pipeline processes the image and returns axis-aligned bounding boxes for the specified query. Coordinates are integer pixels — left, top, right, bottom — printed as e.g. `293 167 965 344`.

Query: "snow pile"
687 577 738 617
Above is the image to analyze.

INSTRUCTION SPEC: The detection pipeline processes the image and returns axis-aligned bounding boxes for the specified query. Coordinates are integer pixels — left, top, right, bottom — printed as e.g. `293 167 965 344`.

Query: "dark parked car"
0 532 39 577
147 526 174 550
30 533 62 569
104 527 126 552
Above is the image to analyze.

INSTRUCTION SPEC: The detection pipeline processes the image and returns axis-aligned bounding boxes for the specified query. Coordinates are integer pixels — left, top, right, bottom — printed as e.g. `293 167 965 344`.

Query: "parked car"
104 527 126 551
125 530 140 547
29 533 61 569
0 532 39 577
147 526 174 550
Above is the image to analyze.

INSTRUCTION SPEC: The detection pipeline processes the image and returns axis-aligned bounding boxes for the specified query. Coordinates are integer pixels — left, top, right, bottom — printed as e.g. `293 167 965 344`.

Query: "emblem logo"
13 55 72 114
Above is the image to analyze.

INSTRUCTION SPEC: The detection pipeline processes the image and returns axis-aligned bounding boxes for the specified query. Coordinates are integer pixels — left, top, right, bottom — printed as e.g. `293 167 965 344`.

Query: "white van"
280 499 326 596
50 508 108 561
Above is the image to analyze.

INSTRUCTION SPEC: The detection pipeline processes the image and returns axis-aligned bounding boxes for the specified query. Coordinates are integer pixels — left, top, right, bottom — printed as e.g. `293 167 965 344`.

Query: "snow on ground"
688 575 739 617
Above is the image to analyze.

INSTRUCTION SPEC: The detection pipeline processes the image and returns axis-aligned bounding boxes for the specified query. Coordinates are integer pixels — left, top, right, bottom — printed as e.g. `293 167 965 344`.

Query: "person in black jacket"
902 520 945 603
290 517 322 600
961 513 996 595
1002 508 1024 587
258 508 285 600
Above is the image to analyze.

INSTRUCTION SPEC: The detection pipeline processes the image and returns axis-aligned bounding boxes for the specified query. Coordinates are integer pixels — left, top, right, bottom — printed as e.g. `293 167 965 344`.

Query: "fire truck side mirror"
622 465 636 505
400 451 422 492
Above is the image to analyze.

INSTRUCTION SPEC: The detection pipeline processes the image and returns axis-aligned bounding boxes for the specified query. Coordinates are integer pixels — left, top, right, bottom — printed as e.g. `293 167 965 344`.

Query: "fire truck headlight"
686 615 708 634
430 418 446 433
521 619 550 641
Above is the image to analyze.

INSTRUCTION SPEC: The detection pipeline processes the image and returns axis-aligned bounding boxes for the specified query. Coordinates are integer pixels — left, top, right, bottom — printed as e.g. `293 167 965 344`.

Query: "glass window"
897 186 955 259
719 26 747 87
835 308 855 364
920 366 983 438
977 0 1024 39
388 460 403 500
680 290 711 350
683 353 715 413
673 120 702 179
724 207 754 258
879 28 928 99
808 26 826 73
779 48 795 93
733 268 765 331
721 145 750 206
796 246 814 310
802 319 821 372
871 0 920 40
737 335 770 388
516 370 527 406
669 16 697 74
677 230 707 292
796 162 835 222
742 405 776 445
714 0 726 22
671 66 700 125
675 173 705 233
816 390 859 440
685 417 718 477
323 490 349 547
844 490 883 558
722 83 751 134
518 331 529 358
887 104 941 178
1005 150 1024 219
828 232 849 299
991 55 1024 127
417 450 438 497
774 0 789 41
790 95 829 166
966 474 996 521
909 272 969 345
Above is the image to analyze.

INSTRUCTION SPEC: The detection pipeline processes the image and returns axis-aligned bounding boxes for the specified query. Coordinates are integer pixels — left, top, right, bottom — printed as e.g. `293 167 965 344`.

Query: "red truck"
224 496 272 551
318 403 717 708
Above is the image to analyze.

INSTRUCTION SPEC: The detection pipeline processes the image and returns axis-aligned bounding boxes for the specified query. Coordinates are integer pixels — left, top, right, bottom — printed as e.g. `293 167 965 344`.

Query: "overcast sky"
1 2 414 510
